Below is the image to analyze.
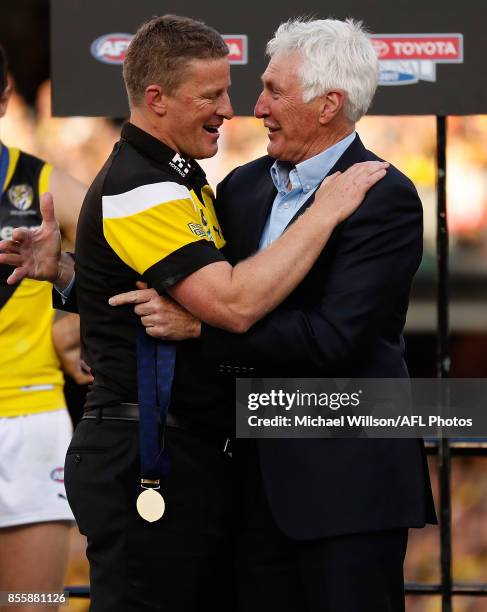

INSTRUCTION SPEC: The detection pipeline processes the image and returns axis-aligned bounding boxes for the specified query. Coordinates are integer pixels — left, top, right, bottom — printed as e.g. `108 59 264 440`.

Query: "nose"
254 90 269 119
218 92 234 120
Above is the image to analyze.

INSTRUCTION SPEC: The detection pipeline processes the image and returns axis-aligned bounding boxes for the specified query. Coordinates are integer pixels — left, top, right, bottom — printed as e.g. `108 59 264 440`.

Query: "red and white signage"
223 35 248 64
370 33 463 85
91 33 248 66
90 33 132 65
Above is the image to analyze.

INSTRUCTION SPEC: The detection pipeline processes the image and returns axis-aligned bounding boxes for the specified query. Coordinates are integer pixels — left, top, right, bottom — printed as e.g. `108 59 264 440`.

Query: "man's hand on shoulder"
109 281 202 341
312 161 389 225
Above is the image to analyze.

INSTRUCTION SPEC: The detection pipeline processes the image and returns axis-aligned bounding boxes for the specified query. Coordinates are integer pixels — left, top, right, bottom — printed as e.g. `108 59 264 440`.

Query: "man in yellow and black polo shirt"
0 16 386 611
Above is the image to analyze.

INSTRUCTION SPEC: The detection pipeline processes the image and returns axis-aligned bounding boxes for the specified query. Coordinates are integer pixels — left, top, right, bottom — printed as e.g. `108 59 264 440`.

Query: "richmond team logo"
7 184 34 210
370 34 463 86
90 33 132 65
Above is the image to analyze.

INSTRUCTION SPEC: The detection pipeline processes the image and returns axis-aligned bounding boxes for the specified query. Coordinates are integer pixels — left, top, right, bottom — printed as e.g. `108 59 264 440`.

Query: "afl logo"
371 39 390 58
8 184 33 210
90 33 133 65
50 467 64 483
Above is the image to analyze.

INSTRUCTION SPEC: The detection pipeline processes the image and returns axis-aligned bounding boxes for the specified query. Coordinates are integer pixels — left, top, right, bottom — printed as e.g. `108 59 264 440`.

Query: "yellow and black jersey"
0 145 65 416
77 122 233 428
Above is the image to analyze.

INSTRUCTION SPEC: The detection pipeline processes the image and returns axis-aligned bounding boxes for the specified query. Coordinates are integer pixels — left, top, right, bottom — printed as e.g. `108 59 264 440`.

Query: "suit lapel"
283 134 368 230
244 168 277 254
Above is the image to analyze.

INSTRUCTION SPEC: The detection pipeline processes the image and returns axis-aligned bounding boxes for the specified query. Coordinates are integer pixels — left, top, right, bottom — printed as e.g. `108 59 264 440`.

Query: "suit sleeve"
198 178 423 374
52 280 78 313
52 253 78 313
212 167 239 241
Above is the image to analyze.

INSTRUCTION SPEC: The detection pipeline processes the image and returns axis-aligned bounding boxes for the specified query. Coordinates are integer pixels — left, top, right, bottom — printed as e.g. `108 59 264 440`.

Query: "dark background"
1 0 485 116
50 0 486 117
0 0 49 105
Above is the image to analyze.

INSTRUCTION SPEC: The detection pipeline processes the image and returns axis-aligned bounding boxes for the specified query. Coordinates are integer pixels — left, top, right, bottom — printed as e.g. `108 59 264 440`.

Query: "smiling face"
254 52 326 164
161 57 234 160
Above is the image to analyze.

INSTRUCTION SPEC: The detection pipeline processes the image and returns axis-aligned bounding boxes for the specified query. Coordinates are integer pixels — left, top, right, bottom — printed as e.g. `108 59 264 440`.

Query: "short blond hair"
123 15 229 106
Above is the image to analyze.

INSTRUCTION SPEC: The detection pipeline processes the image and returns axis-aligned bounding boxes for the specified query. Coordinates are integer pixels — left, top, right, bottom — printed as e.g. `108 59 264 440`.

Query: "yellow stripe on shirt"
102 180 225 274
103 197 204 273
38 162 53 195
2 146 20 192
102 181 194 218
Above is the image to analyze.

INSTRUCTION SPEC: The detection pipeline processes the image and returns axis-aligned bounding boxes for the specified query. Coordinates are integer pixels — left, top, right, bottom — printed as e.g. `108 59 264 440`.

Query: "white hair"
266 18 379 122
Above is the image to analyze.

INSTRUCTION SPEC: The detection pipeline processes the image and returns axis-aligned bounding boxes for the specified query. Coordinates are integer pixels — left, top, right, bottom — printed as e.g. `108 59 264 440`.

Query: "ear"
0 84 12 119
318 90 345 125
144 84 167 117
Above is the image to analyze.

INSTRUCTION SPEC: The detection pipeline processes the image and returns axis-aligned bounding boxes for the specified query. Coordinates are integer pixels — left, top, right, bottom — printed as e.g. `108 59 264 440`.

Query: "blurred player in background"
0 44 90 610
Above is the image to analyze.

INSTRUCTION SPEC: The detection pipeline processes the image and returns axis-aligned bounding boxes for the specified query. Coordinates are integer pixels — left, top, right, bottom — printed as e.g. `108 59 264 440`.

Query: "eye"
264 83 280 99
205 89 224 101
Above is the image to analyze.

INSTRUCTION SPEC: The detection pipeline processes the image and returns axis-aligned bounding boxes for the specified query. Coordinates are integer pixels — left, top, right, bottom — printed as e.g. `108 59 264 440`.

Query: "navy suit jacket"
199 135 437 539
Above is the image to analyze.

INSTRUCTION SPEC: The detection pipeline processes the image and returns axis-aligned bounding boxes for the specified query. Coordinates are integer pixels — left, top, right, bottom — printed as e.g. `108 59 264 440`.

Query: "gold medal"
136 488 165 522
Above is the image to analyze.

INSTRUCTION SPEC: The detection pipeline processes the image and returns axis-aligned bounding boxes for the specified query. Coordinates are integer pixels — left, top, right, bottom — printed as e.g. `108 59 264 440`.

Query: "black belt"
82 403 140 421
82 404 232 453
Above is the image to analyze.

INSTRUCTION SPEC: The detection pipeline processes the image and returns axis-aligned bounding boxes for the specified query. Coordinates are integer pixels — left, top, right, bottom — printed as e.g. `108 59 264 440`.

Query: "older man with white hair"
117 17 437 611
214 18 436 611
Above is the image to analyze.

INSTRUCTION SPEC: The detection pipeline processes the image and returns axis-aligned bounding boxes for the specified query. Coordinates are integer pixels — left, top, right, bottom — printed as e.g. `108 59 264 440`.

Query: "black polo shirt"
75 123 233 432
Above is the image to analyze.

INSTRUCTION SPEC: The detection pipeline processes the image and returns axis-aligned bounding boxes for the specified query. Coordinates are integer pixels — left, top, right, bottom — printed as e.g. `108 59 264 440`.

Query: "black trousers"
236 442 409 612
64 417 233 612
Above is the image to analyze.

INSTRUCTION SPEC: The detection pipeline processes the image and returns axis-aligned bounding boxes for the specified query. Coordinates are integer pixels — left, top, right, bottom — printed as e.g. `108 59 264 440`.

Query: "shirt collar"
270 131 356 193
120 122 207 183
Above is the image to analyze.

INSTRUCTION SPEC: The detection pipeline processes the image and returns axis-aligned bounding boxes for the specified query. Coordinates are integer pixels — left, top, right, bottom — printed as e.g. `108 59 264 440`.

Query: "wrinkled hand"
314 160 389 225
109 281 201 340
0 192 61 284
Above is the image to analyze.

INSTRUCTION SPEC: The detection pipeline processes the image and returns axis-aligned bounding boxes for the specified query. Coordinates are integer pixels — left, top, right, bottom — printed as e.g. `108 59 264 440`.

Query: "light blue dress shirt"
259 132 356 249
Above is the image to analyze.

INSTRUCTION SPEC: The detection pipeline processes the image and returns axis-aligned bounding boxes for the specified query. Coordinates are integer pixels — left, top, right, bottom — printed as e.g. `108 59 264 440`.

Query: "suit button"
75 454 81 463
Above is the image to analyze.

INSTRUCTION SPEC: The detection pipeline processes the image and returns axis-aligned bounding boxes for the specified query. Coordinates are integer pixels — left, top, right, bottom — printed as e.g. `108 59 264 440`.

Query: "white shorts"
0 409 75 528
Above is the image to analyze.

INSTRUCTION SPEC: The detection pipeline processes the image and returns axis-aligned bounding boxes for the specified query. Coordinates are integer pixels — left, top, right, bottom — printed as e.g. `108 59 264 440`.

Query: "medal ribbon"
136 324 175 480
